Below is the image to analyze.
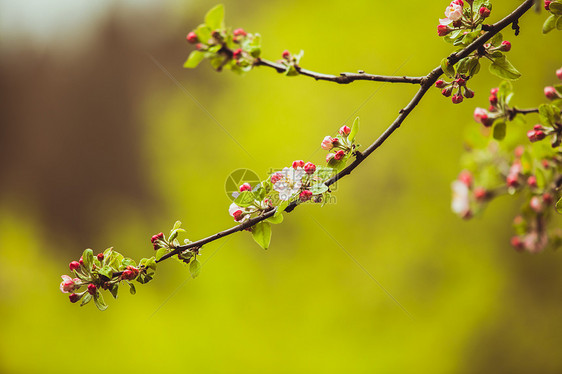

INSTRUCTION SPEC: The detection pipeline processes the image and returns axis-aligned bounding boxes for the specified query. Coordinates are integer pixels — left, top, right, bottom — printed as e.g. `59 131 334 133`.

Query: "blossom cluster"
59 248 154 310
453 67 562 253
184 5 262 73
437 0 492 38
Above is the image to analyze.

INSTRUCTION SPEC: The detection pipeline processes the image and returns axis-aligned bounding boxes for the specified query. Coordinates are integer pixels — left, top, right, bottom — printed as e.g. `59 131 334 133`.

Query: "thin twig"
156 0 535 264
255 58 423 84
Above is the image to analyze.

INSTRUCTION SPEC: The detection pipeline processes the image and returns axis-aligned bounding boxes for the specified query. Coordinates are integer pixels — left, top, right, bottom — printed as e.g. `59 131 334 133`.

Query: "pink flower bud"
60 275 80 293
479 6 491 18
69 261 80 271
441 87 453 97
511 236 524 251
527 130 546 142
458 170 473 187
530 196 543 213
122 270 134 280
437 25 450 37
527 176 537 188
506 175 519 188
271 172 283 183
282 50 290 59
304 162 316 174
473 107 488 123
514 146 525 158
456 78 466 86
321 136 335 150
452 0 464 6
292 160 305 169
186 32 198 44
79 256 84 266
233 210 244 221
334 150 345 161
239 183 252 192
452 94 464 104
232 48 243 59
233 28 247 37
69 293 81 303
474 187 487 201
435 80 446 88
339 125 351 136
545 1 551 11
87 284 97 295
196 43 204 50
543 193 554 204
557 67 562 80
544 86 558 100
500 40 511 52
542 159 550 168
326 153 335 163
464 88 475 99
97 253 104 261
299 190 313 201
490 88 499 96
489 94 498 106
533 124 543 131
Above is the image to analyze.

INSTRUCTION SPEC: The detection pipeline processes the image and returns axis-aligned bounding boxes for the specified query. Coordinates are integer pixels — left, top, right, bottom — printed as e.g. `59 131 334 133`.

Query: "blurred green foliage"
1 1 562 373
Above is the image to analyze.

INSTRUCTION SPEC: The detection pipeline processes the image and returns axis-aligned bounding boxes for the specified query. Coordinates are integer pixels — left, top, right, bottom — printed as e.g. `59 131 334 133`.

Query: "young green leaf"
274 200 289 218
550 2 562 15
252 221 272 249
441 58 455 79
349 117 360 142
80 293 92 307
493 121 506 141
190 259 201 278
93 292 108 311
205 4 224 30
266 214 284 224
556 197 562 214
155 247 168 261
234 191 256 207
98 265 113 280
82 249 94 269
109 284 119 299
184 51 205 69
128 282 136 295
489 56 521 80
310 183 329 195
543 14 558 34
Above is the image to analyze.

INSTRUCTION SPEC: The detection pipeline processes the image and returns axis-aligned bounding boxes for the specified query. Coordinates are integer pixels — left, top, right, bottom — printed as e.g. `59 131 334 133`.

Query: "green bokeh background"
1 1 562 373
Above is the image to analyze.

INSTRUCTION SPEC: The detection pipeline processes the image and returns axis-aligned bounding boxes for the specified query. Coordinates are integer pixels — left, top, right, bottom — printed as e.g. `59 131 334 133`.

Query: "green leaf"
121 258 136 269
556 197 562 214
128 282 136 295
489 56 521 80
539 104 559 126
310 183 329 195
557 15 562 30
155 247 168 261
252 221 272 249
184 51 205 69
554 84 562 95
109 284 119 299
266 214 284 224
274 200 289 217
172 221 182 231
441 58 455 79
195 25 212 43
543 14 557 34
82 249 94 269
98 265 113 280
492 121 506 141
93 292 108 311
80 293 92 306
550 2 562 15
205 4 224 30
190 259 201 278
234 191 256 207
349 117 360 142
497 80 514 106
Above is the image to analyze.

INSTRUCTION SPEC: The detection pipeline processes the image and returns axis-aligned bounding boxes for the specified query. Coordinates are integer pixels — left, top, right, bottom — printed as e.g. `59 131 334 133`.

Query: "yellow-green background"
1 0 561 372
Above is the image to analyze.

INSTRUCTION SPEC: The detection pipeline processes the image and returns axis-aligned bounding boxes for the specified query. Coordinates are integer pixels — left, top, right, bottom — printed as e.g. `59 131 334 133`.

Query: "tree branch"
157 0 535 264
255 58 424 84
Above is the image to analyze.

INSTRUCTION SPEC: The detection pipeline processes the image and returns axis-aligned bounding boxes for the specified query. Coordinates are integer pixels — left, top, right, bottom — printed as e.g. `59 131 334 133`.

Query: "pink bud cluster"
472 87 507 127
436 76 474 104
437 1 491 36
322 125 355 163
451 170 492 219
527 124 546 143
151 232 165 250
